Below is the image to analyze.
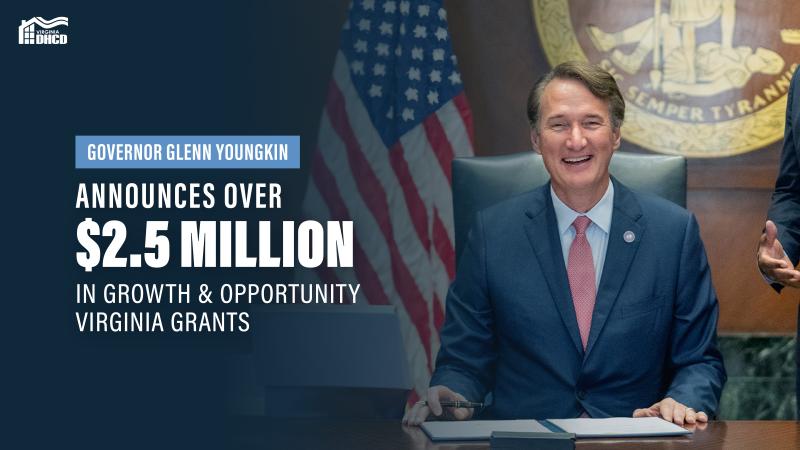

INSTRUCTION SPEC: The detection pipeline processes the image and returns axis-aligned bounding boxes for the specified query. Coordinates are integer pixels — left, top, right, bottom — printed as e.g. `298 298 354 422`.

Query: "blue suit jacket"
431 179 726 419
767 69 800 417
768 69 800 284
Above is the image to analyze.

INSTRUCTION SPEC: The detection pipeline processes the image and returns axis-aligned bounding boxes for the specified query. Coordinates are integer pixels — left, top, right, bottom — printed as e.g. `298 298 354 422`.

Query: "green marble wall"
718 334 796 420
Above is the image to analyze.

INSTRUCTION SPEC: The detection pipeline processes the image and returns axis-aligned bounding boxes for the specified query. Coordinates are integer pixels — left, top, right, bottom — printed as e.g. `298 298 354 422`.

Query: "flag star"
379 21 393 35
376 42 390 56
351 60 365 75
395 45 402 56
448 71 462 84
435 27 448 41
373 63 386 76
408 67 421 81
438 8 447 20
362 0 375 11
369 84 383 97
343 20 351 30
432 48 445 61
427 90 440 105
400 1 410 15
405 87 419 101
358 19 371 31
399 23 406 35
354 39 368 53
417 4 430 17
451 54 458 64
387 106 394 119
413 25 427 38
383 1 397 14
429 70 442 83
411 47 424 60
402 108 415 121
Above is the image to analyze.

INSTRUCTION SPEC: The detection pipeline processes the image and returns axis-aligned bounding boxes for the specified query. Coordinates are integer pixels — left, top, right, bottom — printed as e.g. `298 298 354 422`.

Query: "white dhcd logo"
19 17 69 45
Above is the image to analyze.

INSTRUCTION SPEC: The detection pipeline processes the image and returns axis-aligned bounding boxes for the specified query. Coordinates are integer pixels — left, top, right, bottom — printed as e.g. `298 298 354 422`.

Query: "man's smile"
562 155 593 166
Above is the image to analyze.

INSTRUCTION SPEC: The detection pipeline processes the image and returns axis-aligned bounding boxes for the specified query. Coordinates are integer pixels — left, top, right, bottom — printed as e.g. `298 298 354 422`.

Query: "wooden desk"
230 418 799 449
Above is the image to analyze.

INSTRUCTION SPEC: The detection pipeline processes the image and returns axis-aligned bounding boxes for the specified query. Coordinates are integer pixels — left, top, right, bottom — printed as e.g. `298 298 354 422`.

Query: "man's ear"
611 127 621 151
530 129 541 153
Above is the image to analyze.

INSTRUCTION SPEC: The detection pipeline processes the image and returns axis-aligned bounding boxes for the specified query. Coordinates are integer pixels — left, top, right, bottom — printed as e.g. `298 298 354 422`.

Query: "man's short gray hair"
527 61 625 131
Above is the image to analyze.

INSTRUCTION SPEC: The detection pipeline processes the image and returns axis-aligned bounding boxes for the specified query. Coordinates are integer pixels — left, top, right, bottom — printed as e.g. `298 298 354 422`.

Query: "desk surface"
231 418 799 449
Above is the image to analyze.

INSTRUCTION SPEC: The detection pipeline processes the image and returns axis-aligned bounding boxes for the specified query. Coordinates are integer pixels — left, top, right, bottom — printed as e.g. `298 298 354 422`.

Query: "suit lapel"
523 184 584 355
584 180 645 359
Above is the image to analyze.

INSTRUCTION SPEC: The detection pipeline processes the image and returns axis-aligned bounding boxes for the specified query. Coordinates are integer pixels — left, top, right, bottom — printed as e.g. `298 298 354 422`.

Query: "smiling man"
403 62 725 426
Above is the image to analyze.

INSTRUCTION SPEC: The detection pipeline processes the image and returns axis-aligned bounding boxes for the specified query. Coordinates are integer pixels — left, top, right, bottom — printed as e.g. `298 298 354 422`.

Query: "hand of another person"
633 397 708 426
758 220 800 288
401 385 474 426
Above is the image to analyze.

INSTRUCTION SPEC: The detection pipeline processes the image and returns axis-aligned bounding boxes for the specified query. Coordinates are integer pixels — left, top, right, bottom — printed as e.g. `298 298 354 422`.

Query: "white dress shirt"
550 179 614 289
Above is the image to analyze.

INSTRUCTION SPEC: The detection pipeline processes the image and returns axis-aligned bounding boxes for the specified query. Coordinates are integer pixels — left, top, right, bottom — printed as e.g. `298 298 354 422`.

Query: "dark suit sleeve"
767 70 800 280
429 211 496 403
665 214 726 416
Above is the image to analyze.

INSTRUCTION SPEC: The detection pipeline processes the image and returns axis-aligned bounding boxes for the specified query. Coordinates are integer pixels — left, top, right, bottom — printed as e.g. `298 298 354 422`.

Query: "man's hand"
633 397 708 425
402 385 474 426
758 220 800 288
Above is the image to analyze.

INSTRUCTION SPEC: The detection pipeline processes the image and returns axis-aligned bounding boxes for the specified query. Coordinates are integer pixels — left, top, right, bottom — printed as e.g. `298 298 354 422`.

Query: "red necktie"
567 216 596 350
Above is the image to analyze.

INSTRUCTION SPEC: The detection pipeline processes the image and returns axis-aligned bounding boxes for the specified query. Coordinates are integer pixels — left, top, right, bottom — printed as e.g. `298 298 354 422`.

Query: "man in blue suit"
403 62 725 426
757 69 800 416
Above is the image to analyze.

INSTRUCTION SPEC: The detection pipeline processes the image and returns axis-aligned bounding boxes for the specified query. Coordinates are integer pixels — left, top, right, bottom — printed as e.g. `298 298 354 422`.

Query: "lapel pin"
623 231 635 243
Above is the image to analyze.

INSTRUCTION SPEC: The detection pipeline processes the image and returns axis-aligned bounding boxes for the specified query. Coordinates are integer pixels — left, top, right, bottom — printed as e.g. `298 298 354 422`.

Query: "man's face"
531 78 621 205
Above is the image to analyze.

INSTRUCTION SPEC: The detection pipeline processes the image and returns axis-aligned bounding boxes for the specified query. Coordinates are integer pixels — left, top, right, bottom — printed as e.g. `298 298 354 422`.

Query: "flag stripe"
452 92 475 148
407 389 421 409
433 208 456 280
437 98 474 158
422 113 456 184
433 292 445 332
389 143 431 251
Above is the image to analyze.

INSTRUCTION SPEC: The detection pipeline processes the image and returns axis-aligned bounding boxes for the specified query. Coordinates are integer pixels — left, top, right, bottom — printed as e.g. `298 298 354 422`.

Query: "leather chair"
452 151 686 263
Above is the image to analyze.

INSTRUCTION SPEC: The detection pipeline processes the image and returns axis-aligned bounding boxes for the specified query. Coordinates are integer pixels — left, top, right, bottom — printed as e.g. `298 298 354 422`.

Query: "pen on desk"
416 400 485 409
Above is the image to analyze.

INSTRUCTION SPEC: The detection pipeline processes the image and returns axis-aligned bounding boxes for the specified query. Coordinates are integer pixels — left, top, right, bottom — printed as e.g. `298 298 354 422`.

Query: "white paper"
420 419 550 441
547 417 691 437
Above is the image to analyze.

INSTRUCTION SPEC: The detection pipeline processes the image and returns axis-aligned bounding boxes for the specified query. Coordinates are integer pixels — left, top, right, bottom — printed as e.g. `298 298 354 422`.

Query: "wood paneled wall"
445 0 799 333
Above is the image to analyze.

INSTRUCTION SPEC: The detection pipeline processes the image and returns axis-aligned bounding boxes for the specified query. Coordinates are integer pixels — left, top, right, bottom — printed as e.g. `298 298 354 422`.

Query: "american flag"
299 0 474 403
